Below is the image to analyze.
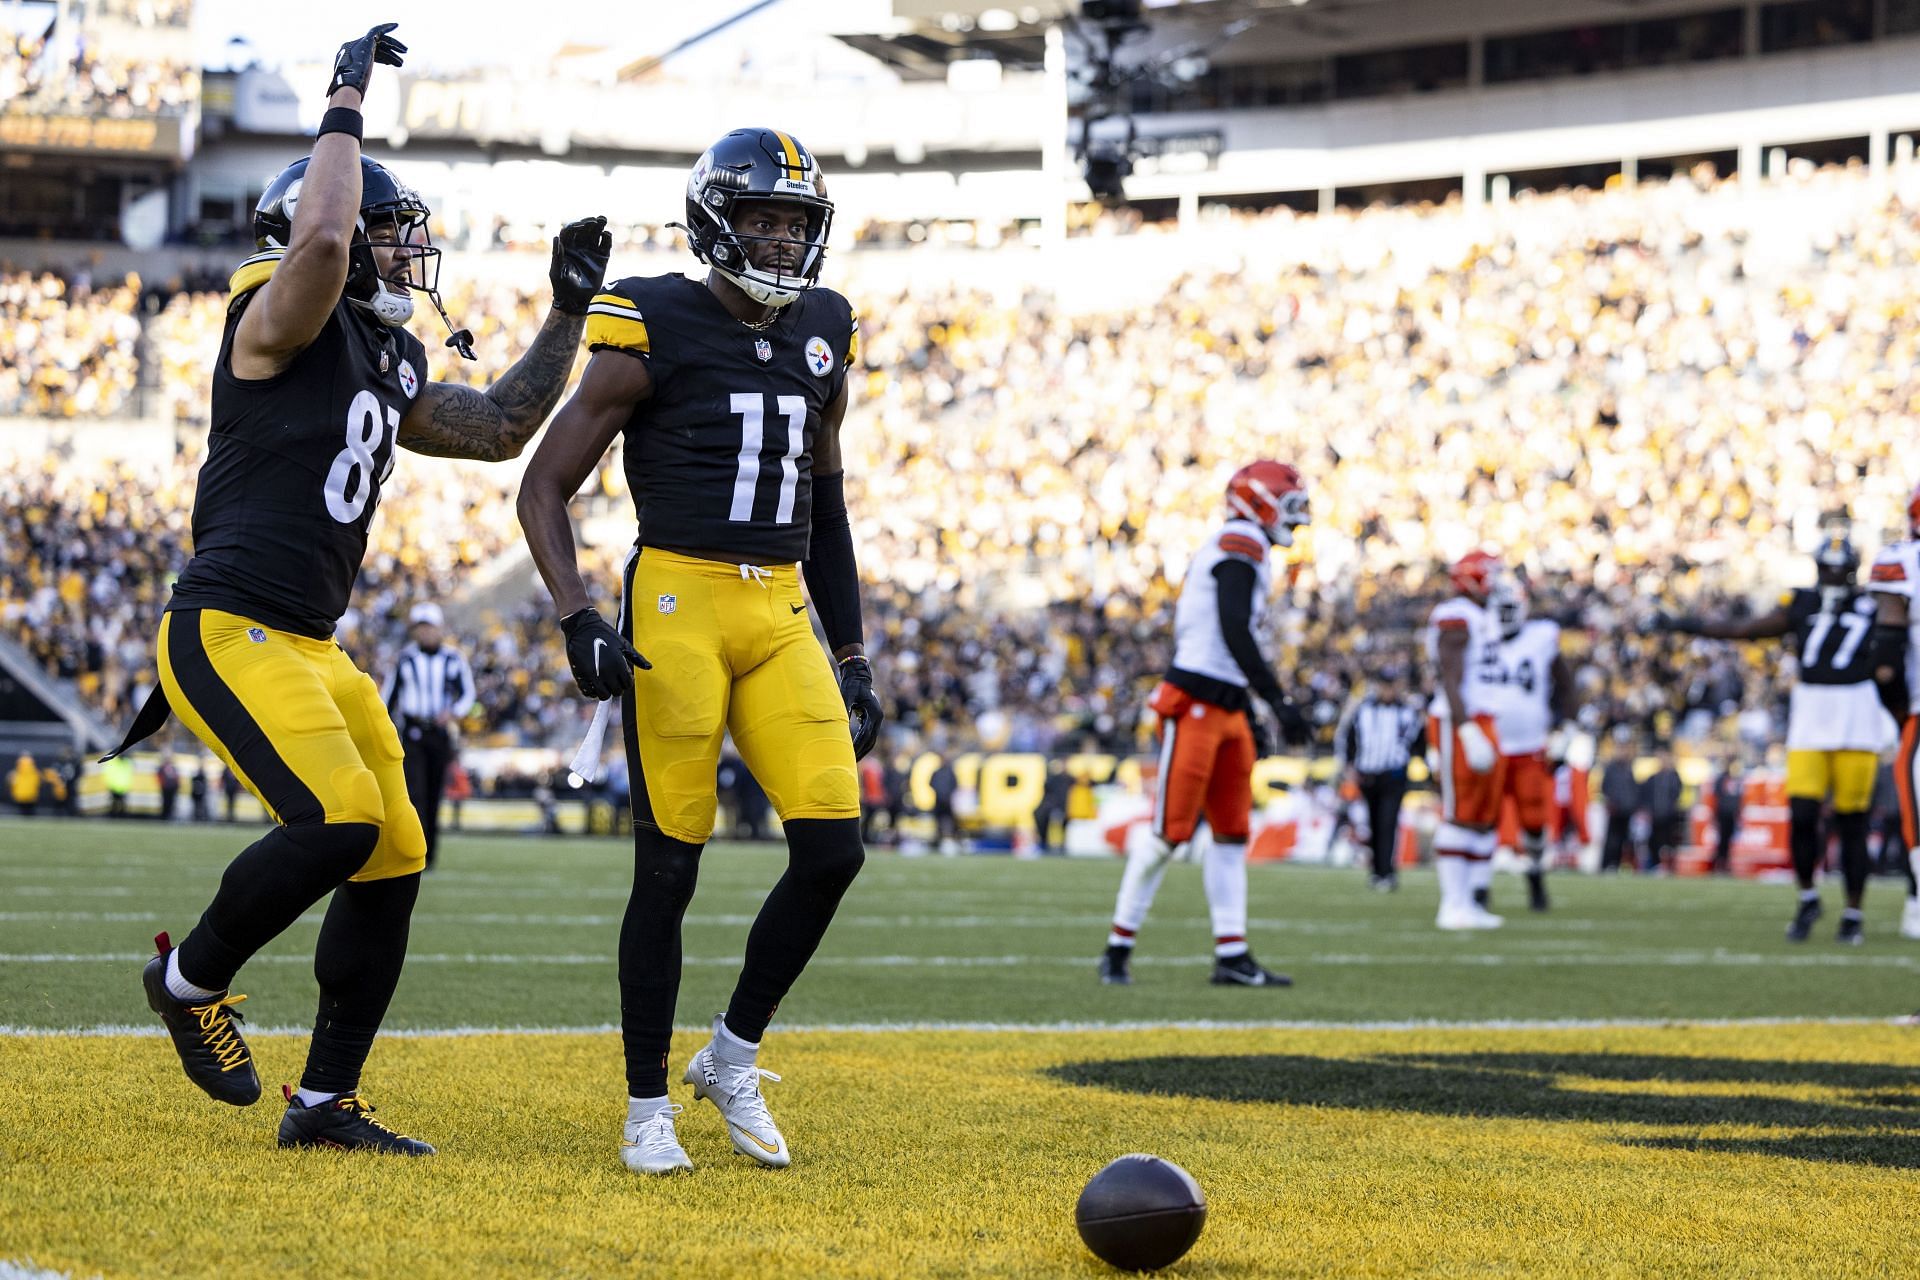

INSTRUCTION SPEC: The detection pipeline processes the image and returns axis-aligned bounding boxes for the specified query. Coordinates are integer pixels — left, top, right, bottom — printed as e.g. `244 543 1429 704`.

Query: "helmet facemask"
696 195 831 309
674 133 835 310
1229 483 1310 548
1490 574 1529 638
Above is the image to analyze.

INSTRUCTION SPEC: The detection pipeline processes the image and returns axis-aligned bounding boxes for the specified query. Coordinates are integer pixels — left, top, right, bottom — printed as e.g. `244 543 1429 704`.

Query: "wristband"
317 106 364 142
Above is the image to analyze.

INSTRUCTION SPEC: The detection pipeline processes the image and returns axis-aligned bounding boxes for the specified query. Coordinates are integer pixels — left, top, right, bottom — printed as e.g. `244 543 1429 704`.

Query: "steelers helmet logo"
805 336 833 377
398 359 419 399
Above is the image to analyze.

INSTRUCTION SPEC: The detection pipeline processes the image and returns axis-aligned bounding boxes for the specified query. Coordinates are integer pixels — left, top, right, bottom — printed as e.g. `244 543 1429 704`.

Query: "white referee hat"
409 603 445 628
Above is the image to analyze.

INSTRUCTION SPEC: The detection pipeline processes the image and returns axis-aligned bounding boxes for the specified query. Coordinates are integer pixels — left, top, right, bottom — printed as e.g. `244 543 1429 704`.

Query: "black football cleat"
277 1087 436 1155
1786 897 1823 943
142 932 260 1106
1097 946 1133 986
1836 913 1865 947
1210 954 1292 987
1527 870 1550 913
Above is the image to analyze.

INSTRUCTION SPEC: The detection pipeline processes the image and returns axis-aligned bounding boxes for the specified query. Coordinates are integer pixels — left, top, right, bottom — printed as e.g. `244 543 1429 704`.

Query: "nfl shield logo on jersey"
805 336 833 377
754 339 773 363
246 627 267 644
658 594 677 615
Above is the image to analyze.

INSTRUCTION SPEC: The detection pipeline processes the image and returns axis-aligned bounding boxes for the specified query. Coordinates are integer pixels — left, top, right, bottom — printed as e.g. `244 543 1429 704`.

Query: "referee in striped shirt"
1334 666 1426 891
383 603 476 869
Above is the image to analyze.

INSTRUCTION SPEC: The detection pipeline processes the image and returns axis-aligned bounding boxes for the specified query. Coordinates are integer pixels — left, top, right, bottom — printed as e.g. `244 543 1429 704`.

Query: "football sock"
620 827 705 1099
1522 831 1547 873
1112 837 1178 938
1202 840 1249 956
714 1016 760 1067
292 1088 339 1108
164 948 220 1002
1435 854 1469 913
175 821 378 992
1469 855 1495 896
302 871 420 1095
1800 889 1821 905
1906 846 1919 900
1835 811 1871 906
725 817 864 1045
1788 798 1823 892
1106 925 1137 949
627 1095 672 1122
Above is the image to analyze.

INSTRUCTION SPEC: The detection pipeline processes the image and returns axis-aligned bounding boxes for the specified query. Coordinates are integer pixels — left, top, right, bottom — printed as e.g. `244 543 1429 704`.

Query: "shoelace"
186 993 251 1072
336 1093 402 1136
717 1058 782 1124
628 1103 686 1150
738 563 772 588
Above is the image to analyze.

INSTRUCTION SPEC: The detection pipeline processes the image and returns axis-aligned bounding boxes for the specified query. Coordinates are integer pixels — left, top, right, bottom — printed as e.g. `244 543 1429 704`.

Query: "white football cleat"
684 1016 790 1168
621 1103 693 1175
1437 906 1505 931
1902 898 1920 941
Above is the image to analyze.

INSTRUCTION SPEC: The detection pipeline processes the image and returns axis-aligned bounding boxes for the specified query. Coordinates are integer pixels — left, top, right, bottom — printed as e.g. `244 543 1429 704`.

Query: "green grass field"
5 818 1920 1278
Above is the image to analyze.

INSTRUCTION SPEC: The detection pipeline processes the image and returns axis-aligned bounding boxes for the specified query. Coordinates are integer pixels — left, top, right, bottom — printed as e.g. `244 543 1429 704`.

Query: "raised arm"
232 25 405 377
1666 606 1794 642
398 216 611 461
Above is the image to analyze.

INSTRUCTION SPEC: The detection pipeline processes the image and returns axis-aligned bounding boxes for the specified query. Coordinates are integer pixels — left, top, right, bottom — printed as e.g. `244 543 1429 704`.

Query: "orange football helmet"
1226 461 1310 548
1450 548 1502 603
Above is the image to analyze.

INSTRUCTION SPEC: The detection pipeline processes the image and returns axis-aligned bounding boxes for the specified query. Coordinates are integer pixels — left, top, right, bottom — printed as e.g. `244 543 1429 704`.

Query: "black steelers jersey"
168 251 429 637
586 273 858 563
1783 586 1879 686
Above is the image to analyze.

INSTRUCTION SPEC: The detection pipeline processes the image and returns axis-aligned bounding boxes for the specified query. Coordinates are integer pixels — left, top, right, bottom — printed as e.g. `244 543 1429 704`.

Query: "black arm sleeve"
801 470 864 655
1211 559 1286 708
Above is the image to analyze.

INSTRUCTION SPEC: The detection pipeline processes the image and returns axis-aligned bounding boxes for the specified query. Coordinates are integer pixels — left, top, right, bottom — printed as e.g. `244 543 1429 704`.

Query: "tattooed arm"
397 309 584 461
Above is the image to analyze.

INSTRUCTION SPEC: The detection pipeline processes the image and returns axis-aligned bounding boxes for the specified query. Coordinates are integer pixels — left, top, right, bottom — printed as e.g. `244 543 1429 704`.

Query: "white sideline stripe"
0 1015 1895 1039
9 950 1920 970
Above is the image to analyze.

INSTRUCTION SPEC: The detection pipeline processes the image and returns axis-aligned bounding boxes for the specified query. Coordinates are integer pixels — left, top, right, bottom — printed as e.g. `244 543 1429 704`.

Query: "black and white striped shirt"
1335 695 1425 774
383 644 477 725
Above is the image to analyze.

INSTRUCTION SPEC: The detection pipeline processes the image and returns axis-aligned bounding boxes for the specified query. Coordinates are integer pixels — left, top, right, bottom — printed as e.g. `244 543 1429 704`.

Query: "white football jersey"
1476 618 1561 755
1869 539 1920 715
1170 518 1273 689
1425 596 1494 722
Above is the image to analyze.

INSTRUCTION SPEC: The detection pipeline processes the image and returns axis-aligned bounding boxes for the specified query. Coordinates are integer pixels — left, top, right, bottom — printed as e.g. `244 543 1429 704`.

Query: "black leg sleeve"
301 871 421 1094
724 817 865 1044
1835 811 1872 905
620 827 704 1097
1789 798 1824 893
175 821 379 992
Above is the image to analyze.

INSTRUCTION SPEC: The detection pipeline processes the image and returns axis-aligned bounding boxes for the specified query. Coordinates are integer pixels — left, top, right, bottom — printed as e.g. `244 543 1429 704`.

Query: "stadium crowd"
1 28 197 116
9 159 1913 762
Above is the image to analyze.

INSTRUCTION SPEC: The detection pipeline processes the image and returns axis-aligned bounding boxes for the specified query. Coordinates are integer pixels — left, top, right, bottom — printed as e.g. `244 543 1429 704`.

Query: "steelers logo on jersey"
804 335 833 377
398 359 419 399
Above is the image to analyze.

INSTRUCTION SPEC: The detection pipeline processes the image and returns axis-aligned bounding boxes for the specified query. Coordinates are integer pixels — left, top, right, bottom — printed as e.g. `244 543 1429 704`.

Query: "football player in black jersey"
104 23 611 1153
519 127 881 1174
1659 534 1900 944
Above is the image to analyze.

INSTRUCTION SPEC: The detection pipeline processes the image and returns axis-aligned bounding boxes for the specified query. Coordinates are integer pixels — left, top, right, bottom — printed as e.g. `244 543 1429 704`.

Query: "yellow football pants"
157 609 425 881
1784 748 1878 814
619 548 859 843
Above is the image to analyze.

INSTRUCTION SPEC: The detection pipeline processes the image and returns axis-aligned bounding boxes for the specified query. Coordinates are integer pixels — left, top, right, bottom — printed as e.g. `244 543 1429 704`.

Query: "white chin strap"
716 263 801 309
356 279 415 327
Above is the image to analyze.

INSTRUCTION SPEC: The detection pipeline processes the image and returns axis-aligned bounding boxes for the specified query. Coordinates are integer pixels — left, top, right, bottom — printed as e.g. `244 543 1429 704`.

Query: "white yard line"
7 950 1920 969
0 1015 1896 1039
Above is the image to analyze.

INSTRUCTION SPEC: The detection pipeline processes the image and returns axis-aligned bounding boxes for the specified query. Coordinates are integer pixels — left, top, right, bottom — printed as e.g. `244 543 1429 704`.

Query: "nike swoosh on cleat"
732 1124 780 1155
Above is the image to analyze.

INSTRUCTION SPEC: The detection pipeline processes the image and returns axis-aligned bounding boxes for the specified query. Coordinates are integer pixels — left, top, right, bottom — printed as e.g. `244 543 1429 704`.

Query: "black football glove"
550 215 613 316
560 607 648 701
1268 695 1312 747
838 655 885 761
328 23 406 100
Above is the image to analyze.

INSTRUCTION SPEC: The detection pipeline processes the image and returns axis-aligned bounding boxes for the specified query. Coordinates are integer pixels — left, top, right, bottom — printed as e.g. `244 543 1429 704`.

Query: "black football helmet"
1815 531 1860 586
673 127 833 308
254 155 473 356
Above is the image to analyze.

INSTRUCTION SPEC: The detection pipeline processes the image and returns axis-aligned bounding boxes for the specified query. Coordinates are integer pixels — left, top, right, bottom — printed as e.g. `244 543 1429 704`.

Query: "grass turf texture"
5 819 1920 1278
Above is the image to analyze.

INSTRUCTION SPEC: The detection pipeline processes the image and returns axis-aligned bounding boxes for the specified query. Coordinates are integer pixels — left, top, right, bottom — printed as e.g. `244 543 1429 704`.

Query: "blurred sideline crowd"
19 159 1920 789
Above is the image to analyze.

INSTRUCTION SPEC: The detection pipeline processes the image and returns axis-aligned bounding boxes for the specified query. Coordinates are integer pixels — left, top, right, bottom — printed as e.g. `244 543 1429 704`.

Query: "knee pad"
283 821 380 883
785 817 866 893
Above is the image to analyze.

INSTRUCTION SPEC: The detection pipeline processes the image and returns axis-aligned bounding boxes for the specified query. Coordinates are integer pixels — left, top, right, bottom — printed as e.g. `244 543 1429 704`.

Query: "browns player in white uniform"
1425 550 1507 930
1868 484 1920 940
1479 574 1575 914
1099 461 1311 987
